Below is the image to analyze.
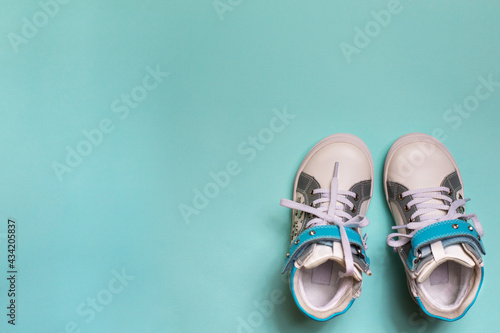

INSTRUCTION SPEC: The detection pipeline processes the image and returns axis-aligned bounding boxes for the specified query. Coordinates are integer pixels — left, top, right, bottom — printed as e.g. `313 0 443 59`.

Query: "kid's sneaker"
384 133 485 321
280 134 374 321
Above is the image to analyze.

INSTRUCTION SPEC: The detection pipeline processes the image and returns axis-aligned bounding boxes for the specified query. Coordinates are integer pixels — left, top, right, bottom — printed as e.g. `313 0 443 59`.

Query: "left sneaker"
384 133 485 321
280 133 373 321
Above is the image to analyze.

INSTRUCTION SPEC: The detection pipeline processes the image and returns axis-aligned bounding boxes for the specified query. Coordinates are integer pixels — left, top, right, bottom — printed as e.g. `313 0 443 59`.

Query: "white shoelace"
387 186 484 248
281 162 369 277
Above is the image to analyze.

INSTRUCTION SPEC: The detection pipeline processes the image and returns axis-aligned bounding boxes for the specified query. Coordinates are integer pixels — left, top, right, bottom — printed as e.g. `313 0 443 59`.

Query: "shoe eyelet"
286 252 290 258
408 217 414 223
309 230 316 236
468 226 474 231
478 235 481 241
452 224 459 229
404 205 409 212
398 193 404 201
310 189 315 196
354 193 359 201
294 239 300 245
351 206 356 213
309 203 314 207
448 189 452 195
357 248 365 260
458 193 463 200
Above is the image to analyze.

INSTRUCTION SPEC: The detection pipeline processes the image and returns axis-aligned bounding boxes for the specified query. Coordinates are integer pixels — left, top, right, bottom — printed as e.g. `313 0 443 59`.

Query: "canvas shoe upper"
280 133 374 321
384 133 485 321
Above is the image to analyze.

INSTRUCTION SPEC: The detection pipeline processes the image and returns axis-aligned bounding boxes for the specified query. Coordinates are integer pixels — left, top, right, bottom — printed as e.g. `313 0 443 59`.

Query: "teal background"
0 0 499 332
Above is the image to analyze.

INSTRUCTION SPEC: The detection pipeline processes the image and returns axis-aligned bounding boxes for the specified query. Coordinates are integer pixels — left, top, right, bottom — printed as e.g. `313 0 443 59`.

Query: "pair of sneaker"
280 133 485 321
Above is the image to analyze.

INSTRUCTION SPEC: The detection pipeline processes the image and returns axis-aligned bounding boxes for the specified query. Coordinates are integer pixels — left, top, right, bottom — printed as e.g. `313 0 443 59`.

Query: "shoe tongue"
416 243 476 283
297 243 363 282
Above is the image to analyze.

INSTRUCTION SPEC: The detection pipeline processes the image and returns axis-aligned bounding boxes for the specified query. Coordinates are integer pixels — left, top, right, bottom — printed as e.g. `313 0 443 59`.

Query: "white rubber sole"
383 132 463 203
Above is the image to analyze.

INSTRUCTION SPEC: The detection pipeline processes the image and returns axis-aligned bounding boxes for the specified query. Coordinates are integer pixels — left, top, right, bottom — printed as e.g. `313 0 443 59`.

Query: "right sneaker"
280 133 374 321
384 133 485 321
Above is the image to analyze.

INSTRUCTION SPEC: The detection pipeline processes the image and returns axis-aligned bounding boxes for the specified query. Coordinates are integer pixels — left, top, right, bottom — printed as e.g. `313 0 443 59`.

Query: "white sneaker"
384 133 485 321
280 134 374 321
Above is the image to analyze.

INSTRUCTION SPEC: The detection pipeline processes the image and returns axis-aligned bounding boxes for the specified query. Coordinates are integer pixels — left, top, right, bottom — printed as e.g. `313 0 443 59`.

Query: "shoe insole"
300 261 348 308
311 261 333 285
421 261 473 308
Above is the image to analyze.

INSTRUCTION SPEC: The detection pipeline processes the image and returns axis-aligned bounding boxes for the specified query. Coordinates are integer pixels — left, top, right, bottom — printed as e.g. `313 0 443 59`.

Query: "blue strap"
282 225 368 274
406 219 485 270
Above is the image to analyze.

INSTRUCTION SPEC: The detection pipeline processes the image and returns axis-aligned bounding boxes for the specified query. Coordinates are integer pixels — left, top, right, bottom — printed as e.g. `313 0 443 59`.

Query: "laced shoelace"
281 162 369 277
386 186 484 249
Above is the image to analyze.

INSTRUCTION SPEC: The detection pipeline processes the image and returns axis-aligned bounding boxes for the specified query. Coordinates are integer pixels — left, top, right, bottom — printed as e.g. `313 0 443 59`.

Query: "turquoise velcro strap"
406 219 485 270
282 225 368 274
